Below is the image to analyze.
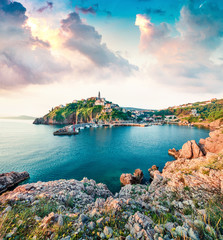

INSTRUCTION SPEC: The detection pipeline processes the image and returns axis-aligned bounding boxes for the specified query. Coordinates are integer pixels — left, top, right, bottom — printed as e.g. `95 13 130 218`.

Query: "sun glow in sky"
0 0 223 116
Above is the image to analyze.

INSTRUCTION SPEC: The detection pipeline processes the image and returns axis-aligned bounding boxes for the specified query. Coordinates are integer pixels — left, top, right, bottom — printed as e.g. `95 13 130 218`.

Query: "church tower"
98 91 101 99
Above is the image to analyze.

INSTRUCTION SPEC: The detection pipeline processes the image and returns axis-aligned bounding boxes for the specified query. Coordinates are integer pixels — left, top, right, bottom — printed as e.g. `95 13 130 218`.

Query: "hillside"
154 98 223 123
34 96 132 125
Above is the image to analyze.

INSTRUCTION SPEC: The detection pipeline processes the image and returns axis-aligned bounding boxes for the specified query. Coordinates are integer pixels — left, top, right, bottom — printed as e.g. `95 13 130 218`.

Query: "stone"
165 222 175 233
188 228 200 240
96 217 104 227
34 216 42 222
100 232 106 239
60 236 71 240
133 223 142 232
168 148 180 159
79 214 89 223
126 235 134 240
120 169 144 185
58 215 63 226
0 171 29 194
104 226 113 238
154 225 164 234
6 227 17 238
88 221 96 230
199 128 223 154
3 206 12 214
179 140 204 159
134 169 144 183
175 226 188 238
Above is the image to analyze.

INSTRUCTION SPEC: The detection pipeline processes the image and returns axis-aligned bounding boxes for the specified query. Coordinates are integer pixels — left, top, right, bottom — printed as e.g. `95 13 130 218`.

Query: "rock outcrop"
33 118 47 125
0 171 29 194
168 148 180 158
120 169 144 185
148 165 159 179
209 118 223 129
179 140 205 159
199 128 223 154
169 140 205 159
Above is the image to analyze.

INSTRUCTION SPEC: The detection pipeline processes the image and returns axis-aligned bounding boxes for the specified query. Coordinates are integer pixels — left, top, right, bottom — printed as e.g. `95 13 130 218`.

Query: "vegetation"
45 99 132 123
152 99 223 122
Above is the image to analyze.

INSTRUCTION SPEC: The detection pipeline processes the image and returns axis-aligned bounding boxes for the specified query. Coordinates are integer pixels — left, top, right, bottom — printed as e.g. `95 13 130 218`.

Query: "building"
191 109 200 117
165 115 176 122
105 103 111 109
72 100 78 103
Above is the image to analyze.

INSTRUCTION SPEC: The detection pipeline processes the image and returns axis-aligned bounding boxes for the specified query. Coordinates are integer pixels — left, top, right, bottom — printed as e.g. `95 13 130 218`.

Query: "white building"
164 115 176 122
191 109 200 117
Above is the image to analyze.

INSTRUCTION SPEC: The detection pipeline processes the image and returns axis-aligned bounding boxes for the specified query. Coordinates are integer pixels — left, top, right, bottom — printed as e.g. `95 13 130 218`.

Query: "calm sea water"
0 120 209 193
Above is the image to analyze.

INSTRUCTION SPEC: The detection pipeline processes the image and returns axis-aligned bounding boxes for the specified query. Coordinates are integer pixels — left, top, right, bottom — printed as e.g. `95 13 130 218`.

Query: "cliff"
0 128 223 239
33 98 132 125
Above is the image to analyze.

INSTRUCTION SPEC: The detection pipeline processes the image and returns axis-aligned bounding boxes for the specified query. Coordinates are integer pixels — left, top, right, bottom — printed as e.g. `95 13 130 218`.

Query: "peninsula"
33 94 223 130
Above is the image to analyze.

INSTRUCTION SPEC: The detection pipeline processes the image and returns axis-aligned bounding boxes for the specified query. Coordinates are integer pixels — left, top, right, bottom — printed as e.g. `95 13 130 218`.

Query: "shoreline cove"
0 126 222 239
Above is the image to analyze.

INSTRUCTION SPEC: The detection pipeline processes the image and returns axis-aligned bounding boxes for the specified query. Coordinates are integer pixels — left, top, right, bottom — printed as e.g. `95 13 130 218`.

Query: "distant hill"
154 98 223 123
0 115 36 120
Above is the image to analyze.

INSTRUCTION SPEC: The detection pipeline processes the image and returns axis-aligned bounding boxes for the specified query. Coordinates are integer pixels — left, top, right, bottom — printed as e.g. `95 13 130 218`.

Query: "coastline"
0 126 222 239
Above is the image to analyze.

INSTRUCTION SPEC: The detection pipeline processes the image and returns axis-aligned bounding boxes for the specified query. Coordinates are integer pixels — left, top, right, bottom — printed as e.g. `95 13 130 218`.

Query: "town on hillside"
34 93 223 131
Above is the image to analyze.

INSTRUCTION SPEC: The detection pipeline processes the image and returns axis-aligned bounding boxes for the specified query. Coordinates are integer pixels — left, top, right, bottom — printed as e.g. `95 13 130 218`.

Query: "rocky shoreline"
0 127 223 239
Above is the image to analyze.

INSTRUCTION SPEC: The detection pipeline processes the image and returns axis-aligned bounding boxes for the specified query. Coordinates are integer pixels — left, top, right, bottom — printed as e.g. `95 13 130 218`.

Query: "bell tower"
98 91 101 99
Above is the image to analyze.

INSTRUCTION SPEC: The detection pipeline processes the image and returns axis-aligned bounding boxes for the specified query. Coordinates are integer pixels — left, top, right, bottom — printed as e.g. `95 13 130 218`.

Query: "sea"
0 119 209 193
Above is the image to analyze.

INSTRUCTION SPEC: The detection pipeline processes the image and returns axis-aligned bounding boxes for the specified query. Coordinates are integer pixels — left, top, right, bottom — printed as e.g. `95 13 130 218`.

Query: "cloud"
145 8 166 16
61 12 138 74
75 4 112 17
75 5 98 15
37 1 53 13
0 0 68 90
135 1 223 93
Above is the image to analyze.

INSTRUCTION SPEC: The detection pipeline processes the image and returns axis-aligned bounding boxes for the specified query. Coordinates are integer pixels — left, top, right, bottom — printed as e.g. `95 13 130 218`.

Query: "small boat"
85 125 90 128
92 124 98 128
79 127 85 130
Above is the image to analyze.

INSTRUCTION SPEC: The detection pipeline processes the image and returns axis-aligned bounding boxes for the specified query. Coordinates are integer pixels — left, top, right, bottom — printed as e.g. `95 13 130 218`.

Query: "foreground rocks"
199 128 223 154
169 140 205 159
0 171 29 194
120 169 144 185
169 126 223 159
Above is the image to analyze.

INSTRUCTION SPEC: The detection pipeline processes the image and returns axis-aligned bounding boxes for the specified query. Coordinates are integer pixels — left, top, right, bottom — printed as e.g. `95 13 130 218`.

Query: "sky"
0 0 223 116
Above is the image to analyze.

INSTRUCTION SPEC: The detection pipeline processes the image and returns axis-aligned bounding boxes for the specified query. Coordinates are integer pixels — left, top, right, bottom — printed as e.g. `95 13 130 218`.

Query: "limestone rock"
199 128 223 154
120 169 144 185
133 169 144 183
168 148 180 158
179 140 204 159
0 171 29 194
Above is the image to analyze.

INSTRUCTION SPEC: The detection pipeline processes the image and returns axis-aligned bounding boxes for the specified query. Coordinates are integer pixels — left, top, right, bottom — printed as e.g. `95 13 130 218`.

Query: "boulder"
133 169 144 183
148 165 160 179
199 128 223 154
170 140 205 159
210 118 223 129
33 118 46 124
168 148 180 158
120 169 144 185
0 171 29 194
